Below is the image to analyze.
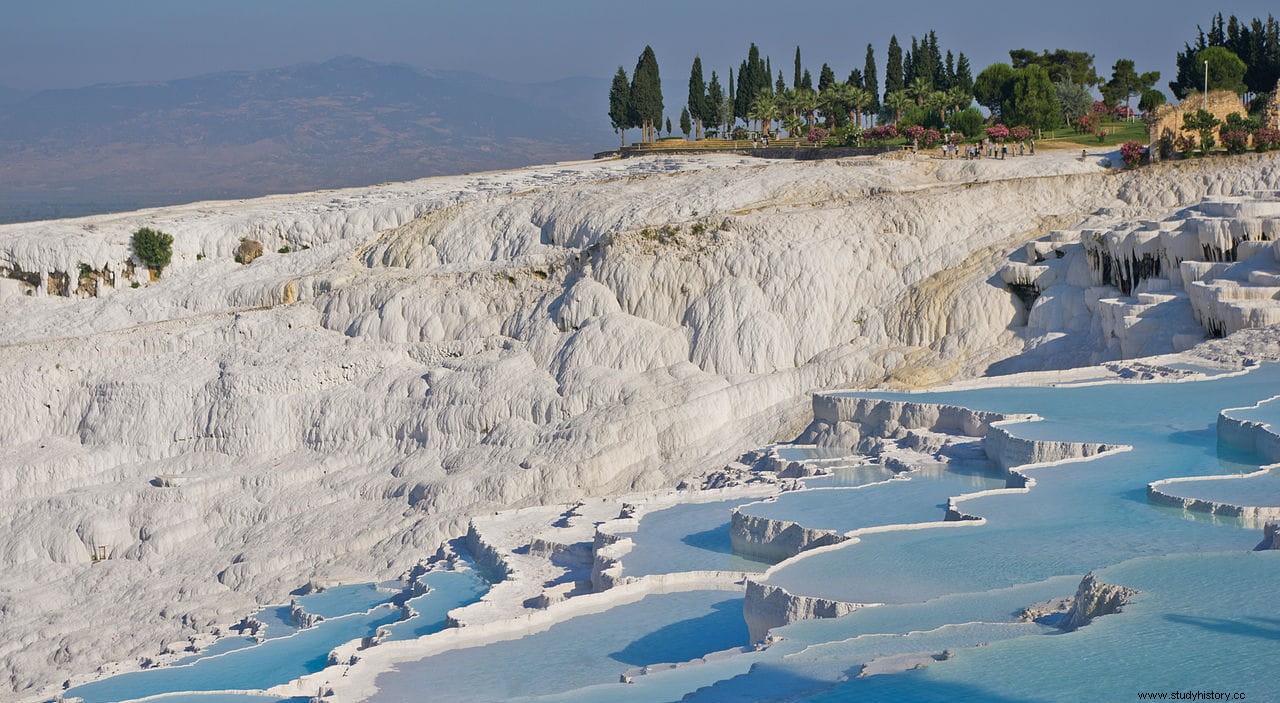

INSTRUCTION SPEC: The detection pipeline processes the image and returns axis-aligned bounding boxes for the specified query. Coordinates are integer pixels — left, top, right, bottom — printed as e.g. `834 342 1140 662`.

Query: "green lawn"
1037 120 1148 147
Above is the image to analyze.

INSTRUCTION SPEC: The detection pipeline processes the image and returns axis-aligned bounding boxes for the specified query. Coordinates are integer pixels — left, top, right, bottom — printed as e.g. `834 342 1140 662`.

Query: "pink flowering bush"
807 126 829 144
1253 128 1280 152
1010 126 1032 142
985 124 1010 142
902 125 925 143
861 124 899 144
1221 129 1249 155
920 128 942 148
1119 140 1145 168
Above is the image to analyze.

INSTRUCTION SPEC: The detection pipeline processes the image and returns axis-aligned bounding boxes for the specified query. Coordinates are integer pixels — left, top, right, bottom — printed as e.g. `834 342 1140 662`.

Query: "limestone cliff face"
1 152 1278 698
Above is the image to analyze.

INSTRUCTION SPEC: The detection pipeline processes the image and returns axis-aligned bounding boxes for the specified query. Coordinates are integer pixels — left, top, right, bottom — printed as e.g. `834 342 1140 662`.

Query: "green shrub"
278 246 291 254
131 281 141 289
77 262 92 279
131 227 174 276
949 107 985 138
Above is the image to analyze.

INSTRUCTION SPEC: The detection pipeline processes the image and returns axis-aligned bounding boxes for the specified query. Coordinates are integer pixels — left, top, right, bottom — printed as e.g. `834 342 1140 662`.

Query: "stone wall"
1147 90 1247 146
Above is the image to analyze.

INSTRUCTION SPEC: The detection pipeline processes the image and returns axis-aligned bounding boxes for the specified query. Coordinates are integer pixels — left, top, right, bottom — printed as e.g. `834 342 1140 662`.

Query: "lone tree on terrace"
132 227 174 277
629 46 663 142
608 66 632 147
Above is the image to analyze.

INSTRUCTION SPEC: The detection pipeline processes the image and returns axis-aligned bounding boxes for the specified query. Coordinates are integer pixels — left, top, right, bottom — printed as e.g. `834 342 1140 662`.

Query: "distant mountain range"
0 57 614 223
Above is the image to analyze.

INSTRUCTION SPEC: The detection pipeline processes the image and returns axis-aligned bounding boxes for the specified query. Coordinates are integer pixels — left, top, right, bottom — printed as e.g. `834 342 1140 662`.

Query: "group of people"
942 139 1036 160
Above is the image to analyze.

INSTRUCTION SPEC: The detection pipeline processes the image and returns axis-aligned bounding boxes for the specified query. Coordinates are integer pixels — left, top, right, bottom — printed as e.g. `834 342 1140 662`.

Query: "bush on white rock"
3 151 1280 699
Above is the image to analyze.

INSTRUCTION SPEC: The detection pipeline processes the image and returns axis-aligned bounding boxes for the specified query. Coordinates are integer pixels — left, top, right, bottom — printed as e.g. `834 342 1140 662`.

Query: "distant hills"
0 57 614 223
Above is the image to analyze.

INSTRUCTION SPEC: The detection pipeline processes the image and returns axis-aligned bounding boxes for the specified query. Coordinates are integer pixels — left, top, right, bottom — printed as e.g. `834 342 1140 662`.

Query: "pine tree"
608 66 632 147
847 68 863 89
688 56 706 139
801 69 813 91
886 36 904 100
629 46 663 142
794 46 803 89
955 53 974 95
944 51 956 91
819 63 836 93
864 43 880 115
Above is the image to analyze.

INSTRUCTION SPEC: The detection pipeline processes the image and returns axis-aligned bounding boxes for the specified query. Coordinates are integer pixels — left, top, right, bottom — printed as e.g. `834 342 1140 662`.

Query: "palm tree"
925 90 949 125
819 85 847 129
945 86 972 114
795 88 819 129
909 76 933 107
783 114 804 138
845 86 873 128
885 90 913 124
749 93 779 137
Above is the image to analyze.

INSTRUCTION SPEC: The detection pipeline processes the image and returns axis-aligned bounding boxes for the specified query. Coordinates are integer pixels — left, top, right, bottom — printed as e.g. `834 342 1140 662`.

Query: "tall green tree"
680 106 692 137
1009 49 1100 86
1102 59 1159 118
1054 79 1093 125
944 51 956 90
885 36 904 99
776 71 786 94
846 68 863 89
818 63 836 93
1138 88 1166 113
687 56 706 139
705 71 724 136
974 62 1016 117
794 46 803 89
608 66 632 147
863 43 880 116
727 68 735 129
629 46 663 142
1197 45 1249 95
1005 64 1061 130
955 53 974 94
905 37 918 84
801 69 813 91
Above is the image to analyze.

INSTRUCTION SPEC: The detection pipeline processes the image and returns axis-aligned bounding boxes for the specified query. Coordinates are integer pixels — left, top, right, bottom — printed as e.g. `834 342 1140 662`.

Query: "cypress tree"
665 116 672 135
688 56 706 139
680 106 692 137
608 66 632 147
776 71 786 94
629 46 663 142
928 31 944 86
801 69 813 91
864 43 880 114
819 63 836 93
735 60 749 122
766 56 773 92
955 53 974 95
847 69 863 89
944 51 956 90
728 68 736 130
794 46 803 89
706 71 724 136
886 35 904 98
905 37 918 84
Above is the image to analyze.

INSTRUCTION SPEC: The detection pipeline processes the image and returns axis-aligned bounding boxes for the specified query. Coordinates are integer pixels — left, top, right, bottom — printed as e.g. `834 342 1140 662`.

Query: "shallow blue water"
367 590 750 703
619 499 771 577
65 571 486 703
382 571 489 641
741 459 1004 534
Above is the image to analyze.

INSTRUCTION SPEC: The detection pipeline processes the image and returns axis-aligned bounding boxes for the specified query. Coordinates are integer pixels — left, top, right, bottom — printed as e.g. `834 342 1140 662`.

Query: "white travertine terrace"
4 150 1280 700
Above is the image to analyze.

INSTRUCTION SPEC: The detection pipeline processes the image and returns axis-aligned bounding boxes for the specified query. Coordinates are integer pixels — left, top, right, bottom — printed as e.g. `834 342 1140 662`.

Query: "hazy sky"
2 1 1277 94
